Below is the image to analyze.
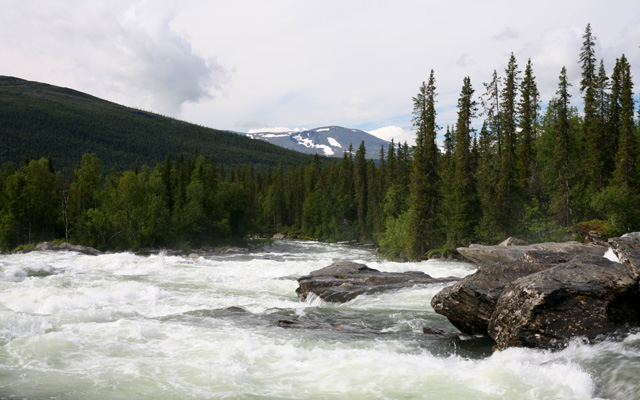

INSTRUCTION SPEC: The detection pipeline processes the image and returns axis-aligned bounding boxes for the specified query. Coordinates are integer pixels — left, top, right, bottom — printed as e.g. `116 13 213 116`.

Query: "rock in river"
489 255 640 350
430 260 553 335
433 234 640 350
296 261 459 303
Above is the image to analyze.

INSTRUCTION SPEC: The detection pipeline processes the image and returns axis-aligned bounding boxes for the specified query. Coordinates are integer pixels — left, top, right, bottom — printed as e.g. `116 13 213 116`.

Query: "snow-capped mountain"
245 126 389 157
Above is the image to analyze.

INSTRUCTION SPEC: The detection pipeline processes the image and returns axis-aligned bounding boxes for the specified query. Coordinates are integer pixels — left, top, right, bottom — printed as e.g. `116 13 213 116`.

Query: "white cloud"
367 126 416 145
2 0 639 135
0 0 229 117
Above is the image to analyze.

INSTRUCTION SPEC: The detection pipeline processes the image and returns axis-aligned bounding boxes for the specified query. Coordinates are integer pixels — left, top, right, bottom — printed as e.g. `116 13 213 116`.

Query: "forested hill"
0 76 314 176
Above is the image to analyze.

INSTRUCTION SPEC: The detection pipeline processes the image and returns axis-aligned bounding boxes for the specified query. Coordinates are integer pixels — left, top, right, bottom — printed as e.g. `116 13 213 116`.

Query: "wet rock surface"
609 232 640 279
457 240 608 266
489 255 640 350
296 261 460 303
433 234 640 350
33 242 102 256
431 261 552 335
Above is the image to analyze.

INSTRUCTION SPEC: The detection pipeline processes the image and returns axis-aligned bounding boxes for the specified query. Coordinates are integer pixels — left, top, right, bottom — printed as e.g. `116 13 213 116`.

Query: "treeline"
1 24 639 258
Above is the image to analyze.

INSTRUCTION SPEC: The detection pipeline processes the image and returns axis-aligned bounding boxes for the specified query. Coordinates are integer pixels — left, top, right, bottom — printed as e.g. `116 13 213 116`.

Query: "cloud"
524 27 582 100
494 27 519 41
0 0 229 117
367 126 416 145
456 54 474 68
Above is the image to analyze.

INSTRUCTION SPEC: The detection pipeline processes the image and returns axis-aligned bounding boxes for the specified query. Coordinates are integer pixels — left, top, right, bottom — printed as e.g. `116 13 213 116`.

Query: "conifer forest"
1 24 639 259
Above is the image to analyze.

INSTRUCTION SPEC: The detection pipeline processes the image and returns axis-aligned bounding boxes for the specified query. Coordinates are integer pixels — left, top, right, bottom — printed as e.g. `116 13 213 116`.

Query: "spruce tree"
612 55 637 191
552 67 573 227
496 53 521 238
354 141 369 241
448 77 478 246
579 23 604 190
407 70 440 258
517 58 540 193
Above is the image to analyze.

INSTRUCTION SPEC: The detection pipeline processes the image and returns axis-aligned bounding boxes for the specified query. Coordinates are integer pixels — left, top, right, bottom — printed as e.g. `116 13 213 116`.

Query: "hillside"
246 126 389 157
0 76 314 177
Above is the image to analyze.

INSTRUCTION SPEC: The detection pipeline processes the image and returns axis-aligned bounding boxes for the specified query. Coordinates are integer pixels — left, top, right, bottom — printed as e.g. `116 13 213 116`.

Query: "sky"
2 0 639 145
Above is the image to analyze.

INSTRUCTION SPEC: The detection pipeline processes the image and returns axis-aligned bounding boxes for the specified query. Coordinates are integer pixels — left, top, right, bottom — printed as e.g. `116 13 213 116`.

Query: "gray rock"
431 261 552 335
296 261 459 303
457 241 607 266
34 242 102 256
609 232 640 279
489 255 640 350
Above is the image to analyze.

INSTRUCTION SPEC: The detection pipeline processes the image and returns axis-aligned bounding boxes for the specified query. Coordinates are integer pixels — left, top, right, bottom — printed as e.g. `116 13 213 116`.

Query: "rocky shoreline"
294 233 640 350
433 233 640 350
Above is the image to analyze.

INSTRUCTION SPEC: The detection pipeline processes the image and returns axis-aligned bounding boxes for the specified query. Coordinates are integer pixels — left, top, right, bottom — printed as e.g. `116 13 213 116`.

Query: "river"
0 240 639 399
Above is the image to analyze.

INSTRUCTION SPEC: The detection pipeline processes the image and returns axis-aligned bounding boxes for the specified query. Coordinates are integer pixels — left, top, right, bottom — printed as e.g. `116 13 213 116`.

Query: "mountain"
245 126 390 158
0 76 315 178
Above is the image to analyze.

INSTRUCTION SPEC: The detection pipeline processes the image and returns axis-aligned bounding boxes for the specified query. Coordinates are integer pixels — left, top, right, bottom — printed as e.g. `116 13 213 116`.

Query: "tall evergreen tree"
354 141 370 241
579 23 604 190
496 53 521 238
552 66 573 227
448 77 478 246
517 58 541 196
407 70 440 258
612 55 637 191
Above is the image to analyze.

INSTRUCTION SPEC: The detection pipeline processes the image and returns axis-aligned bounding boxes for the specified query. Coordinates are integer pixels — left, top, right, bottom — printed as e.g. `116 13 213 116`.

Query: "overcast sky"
2 0 639 144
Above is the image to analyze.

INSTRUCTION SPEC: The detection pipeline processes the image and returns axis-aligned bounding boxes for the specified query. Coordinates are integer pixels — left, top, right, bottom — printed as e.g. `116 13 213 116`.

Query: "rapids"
0 240 638 399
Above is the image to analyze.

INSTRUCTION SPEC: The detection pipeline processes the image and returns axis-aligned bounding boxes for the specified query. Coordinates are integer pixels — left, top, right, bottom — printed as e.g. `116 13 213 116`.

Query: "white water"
0 240 638 399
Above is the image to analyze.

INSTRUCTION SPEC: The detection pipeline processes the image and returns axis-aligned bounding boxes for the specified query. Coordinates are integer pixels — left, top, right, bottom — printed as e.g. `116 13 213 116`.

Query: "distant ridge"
0 76 315 177
245 126 390 158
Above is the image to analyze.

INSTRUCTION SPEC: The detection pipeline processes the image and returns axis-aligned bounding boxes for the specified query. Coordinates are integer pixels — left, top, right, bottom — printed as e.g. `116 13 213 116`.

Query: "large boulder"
488 255 640 350
430 260 552 335
296 261 459 303
457 241 608 266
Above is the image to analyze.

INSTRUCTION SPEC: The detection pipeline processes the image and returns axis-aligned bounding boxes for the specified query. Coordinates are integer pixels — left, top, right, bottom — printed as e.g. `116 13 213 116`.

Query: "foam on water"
0 241 638 399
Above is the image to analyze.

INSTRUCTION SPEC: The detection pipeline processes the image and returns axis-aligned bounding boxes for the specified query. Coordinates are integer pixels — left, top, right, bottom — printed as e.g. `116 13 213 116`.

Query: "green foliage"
0 76 314 179
591 186 640 233
378 212 409 260
2 24 639 257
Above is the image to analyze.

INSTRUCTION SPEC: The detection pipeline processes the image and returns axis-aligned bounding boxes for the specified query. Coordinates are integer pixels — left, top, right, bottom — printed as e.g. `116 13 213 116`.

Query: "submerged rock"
489 255 640 350
34 242 102 256
296 261 459 303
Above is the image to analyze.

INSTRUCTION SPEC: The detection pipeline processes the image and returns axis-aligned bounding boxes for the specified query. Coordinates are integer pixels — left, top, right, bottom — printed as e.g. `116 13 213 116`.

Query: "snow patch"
292 134 335 156
316 128 330 132
327 137 342 148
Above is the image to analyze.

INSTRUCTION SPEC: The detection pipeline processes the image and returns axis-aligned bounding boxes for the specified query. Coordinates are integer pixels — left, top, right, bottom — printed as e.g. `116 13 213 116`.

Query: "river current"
0 240 639 399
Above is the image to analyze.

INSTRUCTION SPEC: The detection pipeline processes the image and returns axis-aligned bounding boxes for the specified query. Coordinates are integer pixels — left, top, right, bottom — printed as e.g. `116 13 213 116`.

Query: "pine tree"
517 58 540 194
579 23 604 190
481 70 502 158
407 70 440 258
496 53 521 238
593 59 613 185
552 66 573 227
475 121 501 242
448 77 478 246
354 141 369 241
612 55 637 191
